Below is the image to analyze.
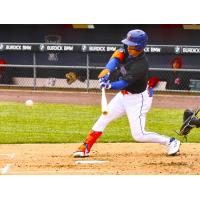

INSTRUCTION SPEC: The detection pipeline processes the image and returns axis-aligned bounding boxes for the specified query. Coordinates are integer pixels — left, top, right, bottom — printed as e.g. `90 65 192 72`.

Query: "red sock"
84 130 102 152
78 130 102 153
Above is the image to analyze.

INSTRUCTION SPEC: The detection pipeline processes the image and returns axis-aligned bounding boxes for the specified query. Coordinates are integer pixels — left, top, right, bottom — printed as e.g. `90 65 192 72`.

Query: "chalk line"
0 153 16 159
0 164 12 175
75 160 109 164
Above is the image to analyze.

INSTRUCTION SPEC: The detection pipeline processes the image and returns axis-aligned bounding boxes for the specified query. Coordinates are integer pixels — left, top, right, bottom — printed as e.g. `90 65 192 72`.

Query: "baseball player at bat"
73 29 180 158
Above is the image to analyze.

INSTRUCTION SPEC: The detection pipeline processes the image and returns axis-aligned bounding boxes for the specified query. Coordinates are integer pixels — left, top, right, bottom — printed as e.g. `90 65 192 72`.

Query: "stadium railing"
0 43 200 93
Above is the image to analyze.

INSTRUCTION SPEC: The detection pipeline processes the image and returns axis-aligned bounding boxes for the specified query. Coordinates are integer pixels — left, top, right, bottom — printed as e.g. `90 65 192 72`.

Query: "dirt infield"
0 89 200 175
1 143 200 175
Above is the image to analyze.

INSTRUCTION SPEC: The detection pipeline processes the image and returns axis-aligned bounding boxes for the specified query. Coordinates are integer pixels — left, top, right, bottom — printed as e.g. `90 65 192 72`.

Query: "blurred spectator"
0 59 13 84
171 57 183 88
171 56 182 69
148 76 160 88
166 57 190 90
148 76 160 96
0 59 6 84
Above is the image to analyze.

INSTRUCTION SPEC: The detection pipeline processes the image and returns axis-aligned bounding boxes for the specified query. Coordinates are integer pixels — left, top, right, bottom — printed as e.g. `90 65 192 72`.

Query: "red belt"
121 90 129 95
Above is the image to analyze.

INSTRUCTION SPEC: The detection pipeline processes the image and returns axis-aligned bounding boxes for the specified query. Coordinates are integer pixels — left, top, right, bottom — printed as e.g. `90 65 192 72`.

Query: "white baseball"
25 99 34 106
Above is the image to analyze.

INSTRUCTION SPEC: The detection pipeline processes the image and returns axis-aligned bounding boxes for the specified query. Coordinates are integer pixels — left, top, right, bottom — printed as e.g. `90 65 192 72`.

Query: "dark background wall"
0 24 200 45
0 24 200 68
0 24 200 89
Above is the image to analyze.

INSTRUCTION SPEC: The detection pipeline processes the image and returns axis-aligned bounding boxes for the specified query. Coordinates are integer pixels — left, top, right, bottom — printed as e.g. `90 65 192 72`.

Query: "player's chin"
128 50 141 57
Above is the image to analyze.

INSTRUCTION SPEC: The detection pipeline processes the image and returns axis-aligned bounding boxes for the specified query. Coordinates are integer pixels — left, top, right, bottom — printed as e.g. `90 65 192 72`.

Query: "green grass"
0 102 199 144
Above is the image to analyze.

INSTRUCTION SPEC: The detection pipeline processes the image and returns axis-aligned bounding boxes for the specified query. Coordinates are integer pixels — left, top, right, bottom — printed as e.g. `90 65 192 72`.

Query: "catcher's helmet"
183 109 194 122
121 29 148 51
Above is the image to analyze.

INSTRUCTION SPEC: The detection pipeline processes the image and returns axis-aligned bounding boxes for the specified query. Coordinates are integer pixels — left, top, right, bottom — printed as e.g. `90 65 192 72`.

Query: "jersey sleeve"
103 48 125 74
110 48 125 62
110 79 128 90
105 57 120 73
148 77 160 88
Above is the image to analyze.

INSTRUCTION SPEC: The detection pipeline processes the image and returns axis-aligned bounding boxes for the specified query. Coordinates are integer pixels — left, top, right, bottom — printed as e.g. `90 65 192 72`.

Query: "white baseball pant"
92 89 171 146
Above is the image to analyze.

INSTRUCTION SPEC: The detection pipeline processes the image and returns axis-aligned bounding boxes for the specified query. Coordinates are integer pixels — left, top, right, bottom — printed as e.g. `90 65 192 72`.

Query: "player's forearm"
105 57 120 73
98 58 120 79
110 79 128 90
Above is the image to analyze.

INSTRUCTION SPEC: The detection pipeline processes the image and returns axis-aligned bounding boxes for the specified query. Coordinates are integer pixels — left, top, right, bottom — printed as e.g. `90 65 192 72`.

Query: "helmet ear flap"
123 44 128 49
123 44 128 52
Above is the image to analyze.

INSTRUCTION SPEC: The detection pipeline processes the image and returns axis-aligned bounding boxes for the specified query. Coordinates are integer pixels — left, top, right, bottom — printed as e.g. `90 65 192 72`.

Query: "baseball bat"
101 88 108 115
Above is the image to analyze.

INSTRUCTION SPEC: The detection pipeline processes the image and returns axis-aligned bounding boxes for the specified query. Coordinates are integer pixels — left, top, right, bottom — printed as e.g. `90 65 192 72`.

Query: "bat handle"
101 87 108 115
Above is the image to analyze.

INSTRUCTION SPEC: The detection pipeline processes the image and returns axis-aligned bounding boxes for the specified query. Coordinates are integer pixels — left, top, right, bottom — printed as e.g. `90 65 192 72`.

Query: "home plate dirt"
75 160 109 164
0 143 200 175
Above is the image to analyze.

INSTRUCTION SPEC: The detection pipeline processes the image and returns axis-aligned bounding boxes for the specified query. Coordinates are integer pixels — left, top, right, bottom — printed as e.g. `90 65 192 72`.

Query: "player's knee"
132 132 146 142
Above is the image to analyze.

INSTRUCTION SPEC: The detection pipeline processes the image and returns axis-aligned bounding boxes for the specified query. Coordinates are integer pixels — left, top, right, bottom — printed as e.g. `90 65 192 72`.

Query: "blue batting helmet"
121 29 148 51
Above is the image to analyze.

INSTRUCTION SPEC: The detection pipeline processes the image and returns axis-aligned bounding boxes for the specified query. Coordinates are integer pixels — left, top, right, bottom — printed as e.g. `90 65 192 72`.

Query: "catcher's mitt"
65 72 77 85
65 71 86 85
176 108 200 138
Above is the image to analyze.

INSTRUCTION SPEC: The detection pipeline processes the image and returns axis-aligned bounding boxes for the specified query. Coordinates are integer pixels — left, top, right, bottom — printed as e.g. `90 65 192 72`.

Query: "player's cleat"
167 138 181 156
73 131 102 158
73 143 89 158
73 130 102 158
73 151 89 158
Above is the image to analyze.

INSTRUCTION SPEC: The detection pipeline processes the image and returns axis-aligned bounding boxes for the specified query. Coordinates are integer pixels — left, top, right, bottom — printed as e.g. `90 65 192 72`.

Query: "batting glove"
99 80 111 89
99 73 110 83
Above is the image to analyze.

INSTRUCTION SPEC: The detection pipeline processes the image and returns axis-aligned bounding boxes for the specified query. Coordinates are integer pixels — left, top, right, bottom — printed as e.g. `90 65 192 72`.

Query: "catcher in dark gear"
177 108 200 138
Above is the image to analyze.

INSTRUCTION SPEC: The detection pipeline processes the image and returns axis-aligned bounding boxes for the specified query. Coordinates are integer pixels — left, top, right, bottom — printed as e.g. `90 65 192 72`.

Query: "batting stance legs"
125 90 171 144
93 90 170 144
73 90 180 157
74 92 126 157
